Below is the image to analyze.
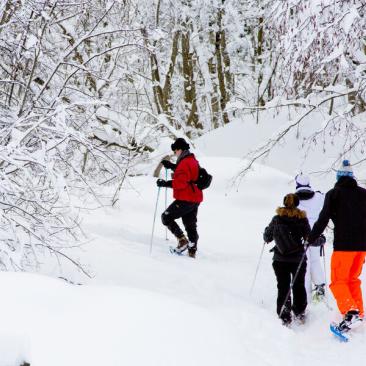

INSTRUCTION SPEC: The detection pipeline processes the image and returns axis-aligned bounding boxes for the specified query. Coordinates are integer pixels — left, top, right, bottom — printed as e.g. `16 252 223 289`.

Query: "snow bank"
0 272 250 366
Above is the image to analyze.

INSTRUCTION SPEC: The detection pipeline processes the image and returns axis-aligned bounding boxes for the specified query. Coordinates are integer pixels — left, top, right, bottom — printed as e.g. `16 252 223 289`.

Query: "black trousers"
272 260 307 318
161 200 199 249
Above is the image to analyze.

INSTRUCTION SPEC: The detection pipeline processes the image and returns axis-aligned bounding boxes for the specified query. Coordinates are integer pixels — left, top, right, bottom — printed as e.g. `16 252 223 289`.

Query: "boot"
188 242 197 258
280 308 292 326
175 235 188 253
294 312 306 324
313 283 325 302
188 248 196 258
337 310 362 332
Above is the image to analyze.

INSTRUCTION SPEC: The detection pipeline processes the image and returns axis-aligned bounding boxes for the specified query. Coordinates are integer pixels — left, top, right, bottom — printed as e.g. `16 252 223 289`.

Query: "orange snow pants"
330 251 366 317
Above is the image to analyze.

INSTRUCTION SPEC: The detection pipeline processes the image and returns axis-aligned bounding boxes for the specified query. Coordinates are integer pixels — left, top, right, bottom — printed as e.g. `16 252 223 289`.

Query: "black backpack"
273 221 304 255
193 167 212 190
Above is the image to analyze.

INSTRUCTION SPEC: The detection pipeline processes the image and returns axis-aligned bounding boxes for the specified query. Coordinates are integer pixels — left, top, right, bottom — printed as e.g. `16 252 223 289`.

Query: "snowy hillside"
195 110 366 192
2 123 366 365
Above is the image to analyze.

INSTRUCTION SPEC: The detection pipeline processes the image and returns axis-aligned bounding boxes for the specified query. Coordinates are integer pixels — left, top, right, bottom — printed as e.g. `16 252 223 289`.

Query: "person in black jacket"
264 193 311 325
308 160 366 332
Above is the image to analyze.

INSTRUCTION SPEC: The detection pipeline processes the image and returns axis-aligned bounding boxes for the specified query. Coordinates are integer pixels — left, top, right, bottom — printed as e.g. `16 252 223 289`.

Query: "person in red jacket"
156 138 203 258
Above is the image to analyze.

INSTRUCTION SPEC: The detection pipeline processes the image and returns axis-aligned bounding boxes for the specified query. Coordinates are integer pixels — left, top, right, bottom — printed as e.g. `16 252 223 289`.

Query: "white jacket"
297 190 324 228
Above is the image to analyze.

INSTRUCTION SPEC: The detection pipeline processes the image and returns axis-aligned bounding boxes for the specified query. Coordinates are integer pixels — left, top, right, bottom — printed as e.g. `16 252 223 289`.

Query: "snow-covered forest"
0 1 366 365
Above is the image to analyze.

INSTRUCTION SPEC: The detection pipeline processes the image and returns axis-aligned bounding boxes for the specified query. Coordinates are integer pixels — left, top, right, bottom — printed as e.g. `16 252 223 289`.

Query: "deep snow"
2 115 366 365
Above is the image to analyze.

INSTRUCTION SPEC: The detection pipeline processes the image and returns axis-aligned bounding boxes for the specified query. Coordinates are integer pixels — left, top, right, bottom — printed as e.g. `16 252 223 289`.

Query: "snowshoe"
330 310 363 342
169 246 185 255
330 322 349 342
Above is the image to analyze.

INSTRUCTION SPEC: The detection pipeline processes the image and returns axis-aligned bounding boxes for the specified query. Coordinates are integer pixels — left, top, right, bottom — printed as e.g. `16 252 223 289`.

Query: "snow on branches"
0 0 153 273
271 0 365 109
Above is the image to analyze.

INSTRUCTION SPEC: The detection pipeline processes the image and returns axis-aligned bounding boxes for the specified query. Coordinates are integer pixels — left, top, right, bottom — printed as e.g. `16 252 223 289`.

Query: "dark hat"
171 138 190 151
283 193 299 208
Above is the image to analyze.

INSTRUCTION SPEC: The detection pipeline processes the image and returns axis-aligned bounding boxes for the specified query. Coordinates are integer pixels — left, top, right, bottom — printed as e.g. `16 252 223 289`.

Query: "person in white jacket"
295 174 326 301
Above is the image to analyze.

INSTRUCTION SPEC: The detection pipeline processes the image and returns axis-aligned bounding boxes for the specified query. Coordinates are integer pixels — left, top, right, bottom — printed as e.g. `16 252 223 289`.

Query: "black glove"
318 234 326 246
310 234 326 247
161 160 176 170
156 179 172 188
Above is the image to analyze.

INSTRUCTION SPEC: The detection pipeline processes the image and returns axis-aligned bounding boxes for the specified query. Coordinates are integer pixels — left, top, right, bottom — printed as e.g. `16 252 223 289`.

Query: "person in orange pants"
308 160 366 332
330 252 366 317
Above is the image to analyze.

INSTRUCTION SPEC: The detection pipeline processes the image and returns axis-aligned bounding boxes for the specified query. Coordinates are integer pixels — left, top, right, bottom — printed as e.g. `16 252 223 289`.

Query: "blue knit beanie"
336 160 353 181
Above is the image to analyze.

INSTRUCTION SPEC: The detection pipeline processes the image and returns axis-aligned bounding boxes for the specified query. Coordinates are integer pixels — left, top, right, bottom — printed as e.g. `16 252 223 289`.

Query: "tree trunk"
216 4 230 124
256 15 265 107
208 29 220 129
162 31 180 120
181 31 202 133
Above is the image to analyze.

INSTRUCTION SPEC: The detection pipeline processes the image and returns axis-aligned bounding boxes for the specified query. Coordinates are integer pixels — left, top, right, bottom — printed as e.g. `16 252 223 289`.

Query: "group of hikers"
156 137 366 336
264 158 366 335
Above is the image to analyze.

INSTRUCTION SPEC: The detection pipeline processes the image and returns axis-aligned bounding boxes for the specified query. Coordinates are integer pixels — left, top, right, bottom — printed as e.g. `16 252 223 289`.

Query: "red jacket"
172 154 203 203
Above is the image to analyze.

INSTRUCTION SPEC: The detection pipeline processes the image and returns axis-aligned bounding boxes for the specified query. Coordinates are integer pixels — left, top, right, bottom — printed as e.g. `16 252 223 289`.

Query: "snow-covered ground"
2 118 366 365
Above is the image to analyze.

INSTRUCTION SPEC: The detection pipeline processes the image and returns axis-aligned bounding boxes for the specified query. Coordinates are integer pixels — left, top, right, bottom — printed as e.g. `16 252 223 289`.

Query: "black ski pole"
279 243 309 318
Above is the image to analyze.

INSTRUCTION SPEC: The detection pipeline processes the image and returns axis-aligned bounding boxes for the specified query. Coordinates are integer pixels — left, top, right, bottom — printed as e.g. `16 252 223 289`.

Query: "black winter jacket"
264 207 311 263
308 176 366 251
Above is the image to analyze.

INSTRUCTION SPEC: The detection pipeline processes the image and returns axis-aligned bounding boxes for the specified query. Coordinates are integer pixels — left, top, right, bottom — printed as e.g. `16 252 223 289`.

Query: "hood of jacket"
296 189 315 201
276 206 307 219
176 150 192 166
